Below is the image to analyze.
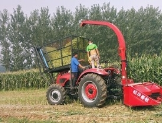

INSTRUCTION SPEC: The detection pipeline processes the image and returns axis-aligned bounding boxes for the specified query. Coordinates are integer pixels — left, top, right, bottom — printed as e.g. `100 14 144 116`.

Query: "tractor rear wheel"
78 73 107 107
46 84 66 105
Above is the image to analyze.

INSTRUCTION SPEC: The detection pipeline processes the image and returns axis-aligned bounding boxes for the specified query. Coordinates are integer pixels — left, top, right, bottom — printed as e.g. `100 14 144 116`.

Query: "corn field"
0 54 162 91
127 54 162 85
0 69 48 91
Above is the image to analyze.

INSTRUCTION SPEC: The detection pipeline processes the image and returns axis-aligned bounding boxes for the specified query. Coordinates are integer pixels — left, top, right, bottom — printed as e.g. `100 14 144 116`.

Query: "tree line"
0 3 162 71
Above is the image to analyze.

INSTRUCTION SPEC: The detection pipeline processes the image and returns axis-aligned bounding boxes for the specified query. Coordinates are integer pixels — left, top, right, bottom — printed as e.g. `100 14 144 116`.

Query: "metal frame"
34 35 89 87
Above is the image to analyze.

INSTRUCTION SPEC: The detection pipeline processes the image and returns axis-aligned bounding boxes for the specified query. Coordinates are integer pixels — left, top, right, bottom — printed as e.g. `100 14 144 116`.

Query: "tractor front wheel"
46 84 66 105
78 74 107 107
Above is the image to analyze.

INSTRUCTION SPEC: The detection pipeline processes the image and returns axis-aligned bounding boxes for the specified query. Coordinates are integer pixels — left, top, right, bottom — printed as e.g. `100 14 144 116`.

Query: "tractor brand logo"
133 90 150 103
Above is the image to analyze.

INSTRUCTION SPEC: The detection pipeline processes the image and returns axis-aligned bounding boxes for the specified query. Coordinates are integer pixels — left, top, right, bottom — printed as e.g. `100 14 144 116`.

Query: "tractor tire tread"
46 84 66 105
78 73 107 107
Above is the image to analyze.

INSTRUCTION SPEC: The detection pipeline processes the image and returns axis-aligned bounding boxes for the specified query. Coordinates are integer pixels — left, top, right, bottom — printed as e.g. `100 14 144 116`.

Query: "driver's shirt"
71 57 79 72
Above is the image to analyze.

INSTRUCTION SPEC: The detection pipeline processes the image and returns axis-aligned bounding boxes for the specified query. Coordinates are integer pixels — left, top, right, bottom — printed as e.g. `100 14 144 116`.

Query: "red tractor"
34 20 162 107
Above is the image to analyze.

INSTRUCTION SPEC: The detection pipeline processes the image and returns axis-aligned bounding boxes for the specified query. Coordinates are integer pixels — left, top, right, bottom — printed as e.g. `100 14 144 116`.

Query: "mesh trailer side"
41 36 89 71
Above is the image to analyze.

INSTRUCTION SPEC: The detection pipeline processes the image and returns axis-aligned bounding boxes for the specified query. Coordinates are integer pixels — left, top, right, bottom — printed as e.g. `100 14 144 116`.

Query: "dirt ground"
0 89 162 123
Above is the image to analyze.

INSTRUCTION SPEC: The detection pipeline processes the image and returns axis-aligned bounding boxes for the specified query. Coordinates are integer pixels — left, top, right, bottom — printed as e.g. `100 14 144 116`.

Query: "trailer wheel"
46 84 66 105
78 74 107 107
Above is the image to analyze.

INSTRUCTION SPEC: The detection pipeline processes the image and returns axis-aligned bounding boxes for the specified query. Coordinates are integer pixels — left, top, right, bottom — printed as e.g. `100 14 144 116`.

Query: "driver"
71 52 85 87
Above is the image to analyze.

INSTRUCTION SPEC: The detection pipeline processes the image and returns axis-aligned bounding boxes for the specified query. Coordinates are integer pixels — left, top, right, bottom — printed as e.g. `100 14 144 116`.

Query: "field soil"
0 89 162 123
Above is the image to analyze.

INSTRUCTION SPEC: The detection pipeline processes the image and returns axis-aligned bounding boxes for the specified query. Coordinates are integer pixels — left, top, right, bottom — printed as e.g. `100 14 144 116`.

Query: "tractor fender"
56 72 70 87
76 68 108 84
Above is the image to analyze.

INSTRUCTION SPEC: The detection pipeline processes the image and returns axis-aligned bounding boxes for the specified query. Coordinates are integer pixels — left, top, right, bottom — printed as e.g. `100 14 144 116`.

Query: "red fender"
56 72 70 86
76 68 108 84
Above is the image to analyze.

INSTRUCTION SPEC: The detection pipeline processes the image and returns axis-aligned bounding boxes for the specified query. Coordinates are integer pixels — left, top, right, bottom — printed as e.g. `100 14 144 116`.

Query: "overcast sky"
0 0 162 16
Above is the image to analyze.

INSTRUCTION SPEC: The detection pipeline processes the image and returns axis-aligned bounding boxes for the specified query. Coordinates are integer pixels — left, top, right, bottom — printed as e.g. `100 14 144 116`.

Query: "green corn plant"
127 53 162 85
0 69 48 91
